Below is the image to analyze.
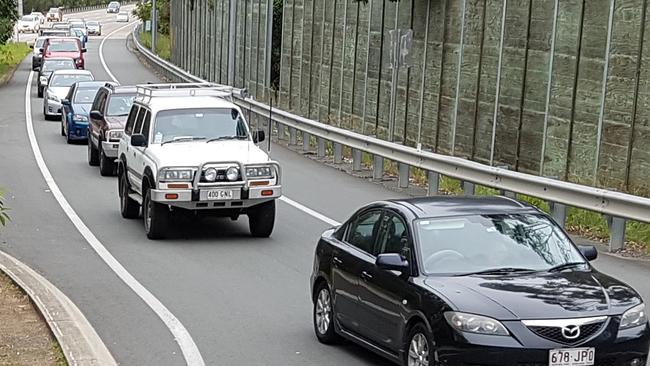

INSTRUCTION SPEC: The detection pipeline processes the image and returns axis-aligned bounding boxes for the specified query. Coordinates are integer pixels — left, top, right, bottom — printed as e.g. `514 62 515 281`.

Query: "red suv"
41 37 86 69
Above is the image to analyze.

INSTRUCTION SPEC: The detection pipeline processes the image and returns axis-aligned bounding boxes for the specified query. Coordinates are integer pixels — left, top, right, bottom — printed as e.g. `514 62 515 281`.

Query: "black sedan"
310 196 649 366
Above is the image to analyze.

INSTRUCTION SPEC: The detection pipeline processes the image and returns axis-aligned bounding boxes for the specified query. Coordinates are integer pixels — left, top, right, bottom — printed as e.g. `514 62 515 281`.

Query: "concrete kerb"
0 250 117 366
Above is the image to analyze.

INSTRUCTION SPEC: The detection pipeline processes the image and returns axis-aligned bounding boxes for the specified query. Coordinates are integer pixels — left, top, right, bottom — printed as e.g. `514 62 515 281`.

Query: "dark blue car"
61 81 116 143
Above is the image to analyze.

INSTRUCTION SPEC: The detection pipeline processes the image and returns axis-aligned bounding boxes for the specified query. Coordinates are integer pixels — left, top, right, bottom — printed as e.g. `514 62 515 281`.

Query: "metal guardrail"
131 26 650 250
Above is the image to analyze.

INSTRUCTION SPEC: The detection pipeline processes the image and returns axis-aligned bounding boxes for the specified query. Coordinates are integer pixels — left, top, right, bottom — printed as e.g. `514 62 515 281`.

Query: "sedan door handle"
361 271 373 281
333 257 343 266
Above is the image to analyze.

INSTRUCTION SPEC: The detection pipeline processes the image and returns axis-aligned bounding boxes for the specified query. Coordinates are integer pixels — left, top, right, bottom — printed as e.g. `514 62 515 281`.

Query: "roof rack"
134 83 249 104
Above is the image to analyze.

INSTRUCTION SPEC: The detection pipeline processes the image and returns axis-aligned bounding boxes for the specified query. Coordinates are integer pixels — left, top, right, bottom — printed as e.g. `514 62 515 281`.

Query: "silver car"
43 69 94 120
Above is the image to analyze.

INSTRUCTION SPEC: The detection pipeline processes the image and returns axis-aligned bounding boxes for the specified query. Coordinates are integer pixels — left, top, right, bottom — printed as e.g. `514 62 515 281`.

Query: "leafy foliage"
0 0 17 44
0 189 10 227
132 0 170 35
271 0 282 91
0 42 30 77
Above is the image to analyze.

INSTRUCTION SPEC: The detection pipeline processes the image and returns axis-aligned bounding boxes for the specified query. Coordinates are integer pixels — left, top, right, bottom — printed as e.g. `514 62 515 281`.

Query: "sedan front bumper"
45 99 62 115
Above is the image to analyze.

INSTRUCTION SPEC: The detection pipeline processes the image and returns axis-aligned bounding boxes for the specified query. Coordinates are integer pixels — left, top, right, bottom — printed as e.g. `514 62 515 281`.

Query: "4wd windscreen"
74 88 100 104
416 213 586 275
50 74 92 87
21 15 35 22
47 42 79 52
106 95 135 116
153 108 248 144
41 59 75 72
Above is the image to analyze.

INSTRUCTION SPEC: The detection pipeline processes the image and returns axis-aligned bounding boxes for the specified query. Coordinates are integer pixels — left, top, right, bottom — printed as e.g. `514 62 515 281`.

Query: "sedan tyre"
143 189 168 240
37 86 43 97
313 282 340 344
88 137 99 166
248 200 275 238
404 323 434 366
119 172 140 219
99 145 115 176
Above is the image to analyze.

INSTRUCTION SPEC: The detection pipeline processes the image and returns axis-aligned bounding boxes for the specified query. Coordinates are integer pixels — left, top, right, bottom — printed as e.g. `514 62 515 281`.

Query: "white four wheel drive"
117 83 282 240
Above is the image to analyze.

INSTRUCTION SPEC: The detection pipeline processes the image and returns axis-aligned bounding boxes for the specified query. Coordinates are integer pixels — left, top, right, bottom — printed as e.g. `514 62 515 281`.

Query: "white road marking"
25 29 206 366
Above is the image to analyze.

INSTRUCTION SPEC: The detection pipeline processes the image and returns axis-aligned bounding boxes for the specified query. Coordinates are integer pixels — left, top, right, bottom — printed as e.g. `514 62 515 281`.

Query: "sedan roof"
387 196 538 219
52 69 93 76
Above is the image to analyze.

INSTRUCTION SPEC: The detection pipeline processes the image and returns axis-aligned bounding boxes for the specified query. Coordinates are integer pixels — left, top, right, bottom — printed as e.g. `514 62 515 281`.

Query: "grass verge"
0 43 31 82
139 31 171 61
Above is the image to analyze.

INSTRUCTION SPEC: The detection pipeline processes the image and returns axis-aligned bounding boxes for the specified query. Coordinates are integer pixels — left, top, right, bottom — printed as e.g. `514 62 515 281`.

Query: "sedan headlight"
620 303 647 330
245 165 273 178
444 311 509 336
226 167 239 181
39 76 47 84
107 130 123 140
72 114 88 122
159 168 194 182
47 94 60 102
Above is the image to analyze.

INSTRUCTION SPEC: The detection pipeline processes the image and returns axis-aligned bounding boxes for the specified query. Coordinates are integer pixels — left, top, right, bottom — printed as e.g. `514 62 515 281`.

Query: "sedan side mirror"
82 48 87 53
579 245 598 261
39 48 44 53
376 253 409 273
90 110 103 120
61 99 70 105
252 130 265 143
130 134 147 147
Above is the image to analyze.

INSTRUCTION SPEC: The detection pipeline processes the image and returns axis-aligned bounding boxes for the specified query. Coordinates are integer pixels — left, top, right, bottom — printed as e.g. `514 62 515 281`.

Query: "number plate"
549 348 595 366
205 189 234 200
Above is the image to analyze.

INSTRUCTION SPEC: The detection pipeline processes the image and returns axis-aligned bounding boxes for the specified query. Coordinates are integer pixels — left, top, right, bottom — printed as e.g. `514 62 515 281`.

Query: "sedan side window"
346 211 382 254
375 212 410 259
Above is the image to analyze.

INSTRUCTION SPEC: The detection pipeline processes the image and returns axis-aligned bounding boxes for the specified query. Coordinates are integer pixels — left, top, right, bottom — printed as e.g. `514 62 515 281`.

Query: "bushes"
0 42 30 78
0 0 18 44
139 31 170 61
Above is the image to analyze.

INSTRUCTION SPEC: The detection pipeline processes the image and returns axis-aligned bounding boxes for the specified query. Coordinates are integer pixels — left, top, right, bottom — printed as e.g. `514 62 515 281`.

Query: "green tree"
0 0 17 44
132 0 170 35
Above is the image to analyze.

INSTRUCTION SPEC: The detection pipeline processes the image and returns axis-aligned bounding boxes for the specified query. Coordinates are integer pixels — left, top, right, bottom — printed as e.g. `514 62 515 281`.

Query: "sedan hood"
424 270 641 320
146 140 271 167
48 86 70 99
105 115 127 130
72 103 91 115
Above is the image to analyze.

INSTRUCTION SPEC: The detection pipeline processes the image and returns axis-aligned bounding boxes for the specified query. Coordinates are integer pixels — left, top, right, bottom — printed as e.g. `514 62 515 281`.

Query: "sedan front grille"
527 320 605 345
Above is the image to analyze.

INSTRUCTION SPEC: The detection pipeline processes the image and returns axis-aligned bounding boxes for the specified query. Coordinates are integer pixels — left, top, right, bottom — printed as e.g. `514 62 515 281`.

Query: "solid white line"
99 21 137 83
25 68 205 366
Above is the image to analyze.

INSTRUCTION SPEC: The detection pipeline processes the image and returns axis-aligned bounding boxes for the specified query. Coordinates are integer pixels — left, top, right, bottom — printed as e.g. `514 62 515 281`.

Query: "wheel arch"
142 166 155 192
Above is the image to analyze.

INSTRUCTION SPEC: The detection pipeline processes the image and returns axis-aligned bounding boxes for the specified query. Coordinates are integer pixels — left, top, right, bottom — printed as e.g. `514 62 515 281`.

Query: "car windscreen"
415 213 586 275
48 8 58 12
87 21 99 26
41 59 75 72
72 29 83 37
70 22 85 29
47 42 79 52
74 88 100 103
152 108 248 144
35 38 46 48
51 74 92 87
106 95 135 116
21 16 35 22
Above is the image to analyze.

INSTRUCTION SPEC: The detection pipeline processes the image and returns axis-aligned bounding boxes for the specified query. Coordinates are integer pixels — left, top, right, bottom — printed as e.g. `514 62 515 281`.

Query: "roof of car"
111 86 137 94
136 95 237 112
387 196 539 219
52 69 93 75
42 56 75 61
74 81 109 89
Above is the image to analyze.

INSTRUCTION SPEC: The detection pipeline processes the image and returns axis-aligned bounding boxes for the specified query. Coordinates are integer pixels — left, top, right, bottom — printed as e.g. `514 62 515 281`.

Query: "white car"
43 69 94 120
46 8 62 22
18 15 40 33
30 12 45 24
116 11 129 22
117 83 282 240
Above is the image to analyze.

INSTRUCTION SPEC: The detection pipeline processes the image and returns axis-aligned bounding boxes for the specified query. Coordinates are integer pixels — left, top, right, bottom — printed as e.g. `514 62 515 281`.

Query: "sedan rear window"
47 42 79 52
41 59 75 72
415 213 586 275
21 16 35 21
51 74 93 87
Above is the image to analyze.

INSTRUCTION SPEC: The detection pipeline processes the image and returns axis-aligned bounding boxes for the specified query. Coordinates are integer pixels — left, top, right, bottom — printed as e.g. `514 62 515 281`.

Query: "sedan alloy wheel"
315 288 331 335
407 333 429 366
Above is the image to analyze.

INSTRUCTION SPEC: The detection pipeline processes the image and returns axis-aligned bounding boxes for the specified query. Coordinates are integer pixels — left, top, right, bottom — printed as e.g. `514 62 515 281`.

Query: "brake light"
261 190 274 196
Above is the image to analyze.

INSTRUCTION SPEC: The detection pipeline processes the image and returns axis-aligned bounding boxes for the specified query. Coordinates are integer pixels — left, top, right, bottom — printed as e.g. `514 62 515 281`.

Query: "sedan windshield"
21 16 35 22
73 88 100 103
415 213 586 275
153 108 248 144
48 42 79 52
87 21 99 26
51 74 92 87
41 59 75 72
106 95 135 116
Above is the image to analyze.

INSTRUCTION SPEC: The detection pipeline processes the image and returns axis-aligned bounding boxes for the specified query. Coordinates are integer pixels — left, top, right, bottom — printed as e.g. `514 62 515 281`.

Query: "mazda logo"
561 325 581 340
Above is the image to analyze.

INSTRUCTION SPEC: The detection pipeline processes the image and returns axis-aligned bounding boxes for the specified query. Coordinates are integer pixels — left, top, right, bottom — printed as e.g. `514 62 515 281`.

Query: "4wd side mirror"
90 110 103 120
130 134 147 147
61 99 70 105
252 130 265 143
579 245 598 261
376 253 409 273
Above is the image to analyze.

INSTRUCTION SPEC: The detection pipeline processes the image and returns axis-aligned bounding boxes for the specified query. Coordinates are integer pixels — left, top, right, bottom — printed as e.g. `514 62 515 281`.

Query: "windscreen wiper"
161 136 206 145
460 267 537 276
547 262 587 272
206 135 248 143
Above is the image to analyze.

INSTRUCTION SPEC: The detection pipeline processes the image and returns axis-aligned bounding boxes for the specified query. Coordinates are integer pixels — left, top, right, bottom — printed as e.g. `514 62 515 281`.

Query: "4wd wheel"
143 188 168 240
248 200 275 237
119 171 139 219
88 137 99 166
404 323 434 366
313 282 340 344
99 144 115 176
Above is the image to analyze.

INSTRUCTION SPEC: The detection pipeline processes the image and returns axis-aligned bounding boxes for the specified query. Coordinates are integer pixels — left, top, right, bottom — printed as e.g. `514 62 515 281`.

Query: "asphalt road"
0 8 649 366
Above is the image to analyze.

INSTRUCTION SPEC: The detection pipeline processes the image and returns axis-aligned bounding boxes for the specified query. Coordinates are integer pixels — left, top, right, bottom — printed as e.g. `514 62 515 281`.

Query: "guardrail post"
496 165 516 198
278 123 286 140
373 156 384 180
399 164 410 188
352 149 362 171
317 137 326 157
333 143 343 164
462 181 475 196
428 172 440 195
303 132 311 152
550 202 567 228
608 216 626 252
289 127 297 145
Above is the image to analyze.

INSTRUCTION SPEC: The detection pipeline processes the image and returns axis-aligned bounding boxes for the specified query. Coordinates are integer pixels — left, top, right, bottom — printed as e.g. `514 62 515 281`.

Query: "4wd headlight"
160 168 194 182
204 168 217 182
226 167 239 181
620 303 647 330
107 130 123 140
72 114 88 121
245 166 273 178
444 312 509 336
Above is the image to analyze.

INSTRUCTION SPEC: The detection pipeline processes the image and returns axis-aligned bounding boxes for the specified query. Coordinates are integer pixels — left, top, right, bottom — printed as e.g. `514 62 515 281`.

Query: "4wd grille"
527 321 605 345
